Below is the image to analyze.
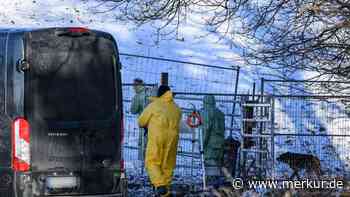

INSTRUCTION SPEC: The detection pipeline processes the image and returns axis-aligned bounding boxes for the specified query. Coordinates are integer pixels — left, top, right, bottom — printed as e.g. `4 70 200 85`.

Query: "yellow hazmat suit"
138 90 182 187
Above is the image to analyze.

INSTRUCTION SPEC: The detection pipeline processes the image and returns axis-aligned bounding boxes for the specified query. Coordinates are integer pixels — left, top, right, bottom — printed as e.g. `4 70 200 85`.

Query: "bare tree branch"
89 0 350 85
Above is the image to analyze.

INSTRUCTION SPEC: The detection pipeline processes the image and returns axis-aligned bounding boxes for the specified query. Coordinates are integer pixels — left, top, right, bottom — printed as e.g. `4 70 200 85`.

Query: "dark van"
0 27 126 197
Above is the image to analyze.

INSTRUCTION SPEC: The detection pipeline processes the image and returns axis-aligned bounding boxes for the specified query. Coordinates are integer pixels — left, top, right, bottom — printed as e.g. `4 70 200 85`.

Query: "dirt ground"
127 175 349 196
187 187 350 197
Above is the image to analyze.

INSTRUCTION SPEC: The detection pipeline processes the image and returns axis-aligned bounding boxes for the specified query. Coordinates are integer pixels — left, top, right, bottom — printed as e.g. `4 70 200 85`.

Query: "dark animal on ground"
277 152 322 179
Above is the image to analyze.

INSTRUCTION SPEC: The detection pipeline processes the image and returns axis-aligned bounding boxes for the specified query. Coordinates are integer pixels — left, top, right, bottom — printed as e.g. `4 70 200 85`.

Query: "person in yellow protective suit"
138 85 182 197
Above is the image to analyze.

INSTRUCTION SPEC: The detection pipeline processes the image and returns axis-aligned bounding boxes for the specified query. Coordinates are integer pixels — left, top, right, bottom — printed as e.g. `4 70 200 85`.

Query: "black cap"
133 78 144 85
157 85 170 97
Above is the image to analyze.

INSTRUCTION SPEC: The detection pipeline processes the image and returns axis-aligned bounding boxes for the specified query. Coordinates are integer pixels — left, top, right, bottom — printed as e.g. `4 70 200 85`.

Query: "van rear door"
25 28 122 194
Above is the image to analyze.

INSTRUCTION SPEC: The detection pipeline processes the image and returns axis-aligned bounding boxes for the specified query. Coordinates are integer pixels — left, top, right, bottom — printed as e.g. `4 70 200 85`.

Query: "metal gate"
120 53 241 191
239 95 274 180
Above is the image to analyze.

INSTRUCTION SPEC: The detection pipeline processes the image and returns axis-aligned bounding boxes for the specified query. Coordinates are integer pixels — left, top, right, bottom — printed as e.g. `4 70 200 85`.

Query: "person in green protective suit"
200 95 226 185
130 78 156 161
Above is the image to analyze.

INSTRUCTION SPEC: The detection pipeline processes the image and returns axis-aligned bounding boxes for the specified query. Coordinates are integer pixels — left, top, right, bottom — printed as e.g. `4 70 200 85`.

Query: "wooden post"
252 82 256 101
161 72 168 85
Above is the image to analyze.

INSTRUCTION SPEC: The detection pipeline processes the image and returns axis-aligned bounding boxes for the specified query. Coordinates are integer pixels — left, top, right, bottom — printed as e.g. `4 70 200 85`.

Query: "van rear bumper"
49 193 123 197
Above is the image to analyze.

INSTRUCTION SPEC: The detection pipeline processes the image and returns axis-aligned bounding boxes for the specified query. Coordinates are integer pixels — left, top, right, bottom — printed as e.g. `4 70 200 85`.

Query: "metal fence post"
271 96 275 178
161 72 168 86
230 67 240 137
259 78 265 178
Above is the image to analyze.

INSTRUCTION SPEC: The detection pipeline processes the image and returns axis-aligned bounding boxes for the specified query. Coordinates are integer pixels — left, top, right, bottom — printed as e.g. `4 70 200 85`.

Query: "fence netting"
121 54 350 195
273 96 350 180
120 53 240 191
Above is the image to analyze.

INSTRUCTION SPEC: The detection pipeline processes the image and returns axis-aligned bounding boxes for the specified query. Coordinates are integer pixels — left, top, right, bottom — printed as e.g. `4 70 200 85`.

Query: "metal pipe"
230 67 240 137
122 83 158 86
174 96 240 103
261 78 265 102
242 103 271 107
252 82 256 101
159 91 350 98
161 72 168 85
221 132 350 137
273 133 350 137
173 92 249 96
225 127 242 131
271 98 275 177
263 79 350 84
123 146 201 158
123 105 238 118
176 165 202 169
270 94 350 98
191 127 196 176
198 127 207 189
258 77 265 178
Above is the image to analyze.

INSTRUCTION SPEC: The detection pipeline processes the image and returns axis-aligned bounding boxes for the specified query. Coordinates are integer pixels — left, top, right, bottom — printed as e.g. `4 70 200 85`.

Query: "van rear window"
27 31 117 121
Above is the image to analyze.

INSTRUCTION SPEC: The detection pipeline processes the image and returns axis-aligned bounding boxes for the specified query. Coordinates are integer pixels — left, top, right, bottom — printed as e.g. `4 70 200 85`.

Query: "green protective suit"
200 95 226 177
131 85 150 115
138 91 182 188
130 85 156 160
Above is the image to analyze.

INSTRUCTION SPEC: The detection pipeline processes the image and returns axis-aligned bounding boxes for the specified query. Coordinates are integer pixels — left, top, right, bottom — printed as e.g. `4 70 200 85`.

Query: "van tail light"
120 114 125 172
12 118 30 172
56 27 90 37
120 159 125 173
68 27 89 33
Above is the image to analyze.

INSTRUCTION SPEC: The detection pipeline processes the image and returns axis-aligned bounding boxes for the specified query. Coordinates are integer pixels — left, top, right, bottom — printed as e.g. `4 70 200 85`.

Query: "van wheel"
121 178 128 197
14 172 33 197
22 184 33 197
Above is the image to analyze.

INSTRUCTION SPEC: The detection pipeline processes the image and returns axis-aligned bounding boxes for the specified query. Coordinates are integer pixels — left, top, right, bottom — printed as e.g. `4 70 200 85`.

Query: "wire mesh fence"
262 79 350 96
121 53 350 191
172 93 242 181
120 53 239 94
272 95 350 180
123 91 242 177
120 53 241 188
228 78 350 183
261 79 350 181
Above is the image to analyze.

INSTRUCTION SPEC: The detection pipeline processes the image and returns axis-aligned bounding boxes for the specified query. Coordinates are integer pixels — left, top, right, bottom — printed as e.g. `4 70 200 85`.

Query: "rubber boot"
156 186 172 197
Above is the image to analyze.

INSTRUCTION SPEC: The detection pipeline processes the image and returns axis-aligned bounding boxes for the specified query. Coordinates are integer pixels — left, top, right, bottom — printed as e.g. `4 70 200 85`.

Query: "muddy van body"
0 27 126 197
